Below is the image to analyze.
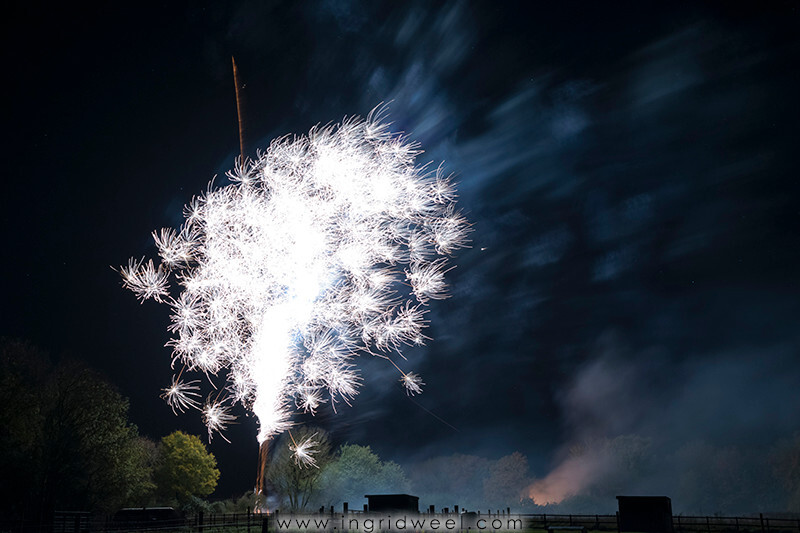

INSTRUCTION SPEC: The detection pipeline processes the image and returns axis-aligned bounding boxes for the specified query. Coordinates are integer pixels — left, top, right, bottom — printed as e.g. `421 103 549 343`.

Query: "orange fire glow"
527 455 602 505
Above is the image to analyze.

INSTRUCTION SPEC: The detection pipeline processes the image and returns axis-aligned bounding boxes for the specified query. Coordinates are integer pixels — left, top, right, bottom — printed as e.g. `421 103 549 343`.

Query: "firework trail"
119 105 469 452
231 56 246 162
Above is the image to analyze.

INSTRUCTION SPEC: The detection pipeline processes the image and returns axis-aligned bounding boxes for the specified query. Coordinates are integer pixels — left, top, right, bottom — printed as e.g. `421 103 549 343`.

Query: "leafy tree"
770 433 800 512
482 452 532 509
127 436 160 506
0 339 156 517
47 361 157 512
408 454 491 511
206 491 261 513
154 430 220 503
671 440 784 514
0 339 50 519
266 427 332 511
315 444 408 509
588 435 653 500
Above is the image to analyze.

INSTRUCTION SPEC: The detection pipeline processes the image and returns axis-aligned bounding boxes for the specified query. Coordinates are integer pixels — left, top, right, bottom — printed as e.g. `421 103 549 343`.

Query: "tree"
127 436 160 506
47 361 157 512
771 433 800 512
588 435 652 500
315 444 409 508
483 452 532 509
0 339 50 519
0 339 156 517
408 454 491 511
266 427 332 511
154 431 220 503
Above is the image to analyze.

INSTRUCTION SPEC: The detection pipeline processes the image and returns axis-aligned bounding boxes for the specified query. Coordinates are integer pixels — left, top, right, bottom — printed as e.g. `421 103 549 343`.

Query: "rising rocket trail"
232 56 246 163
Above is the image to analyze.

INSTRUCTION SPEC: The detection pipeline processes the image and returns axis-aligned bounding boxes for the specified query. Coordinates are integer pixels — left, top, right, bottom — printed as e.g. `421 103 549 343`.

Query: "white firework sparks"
161 375 202 414
401 372 425 396
203 399 236 443
119 107 470 444
289 432 321 468
120 258 170 302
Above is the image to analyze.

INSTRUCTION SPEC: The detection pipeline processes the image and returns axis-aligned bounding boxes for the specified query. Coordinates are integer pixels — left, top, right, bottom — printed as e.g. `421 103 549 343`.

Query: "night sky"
3 1 799 509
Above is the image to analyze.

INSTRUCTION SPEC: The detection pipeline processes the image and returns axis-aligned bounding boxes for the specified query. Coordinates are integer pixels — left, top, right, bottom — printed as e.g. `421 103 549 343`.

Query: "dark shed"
617 496 674 533
364 494 419 513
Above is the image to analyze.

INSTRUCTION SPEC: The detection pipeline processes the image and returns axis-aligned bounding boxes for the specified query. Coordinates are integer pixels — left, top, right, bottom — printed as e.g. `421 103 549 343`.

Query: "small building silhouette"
365 494 419 513
616 496 674 533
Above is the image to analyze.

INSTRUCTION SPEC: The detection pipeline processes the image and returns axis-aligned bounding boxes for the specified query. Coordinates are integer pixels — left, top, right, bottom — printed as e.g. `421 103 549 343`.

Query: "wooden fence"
3 510 799 533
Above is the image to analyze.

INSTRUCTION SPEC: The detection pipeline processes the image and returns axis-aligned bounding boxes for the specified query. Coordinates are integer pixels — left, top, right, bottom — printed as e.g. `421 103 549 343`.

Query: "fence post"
198 511 204 533
676 515 681 533
261 512 268 533
706 516 711 533
735 517 739 532
616 512 620 533
760 514 765 533
766 517 770 533
544 513 548 530
596 515 600 531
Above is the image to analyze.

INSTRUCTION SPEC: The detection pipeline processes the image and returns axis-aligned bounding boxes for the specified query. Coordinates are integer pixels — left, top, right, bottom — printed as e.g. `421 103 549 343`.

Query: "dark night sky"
3 1 799 508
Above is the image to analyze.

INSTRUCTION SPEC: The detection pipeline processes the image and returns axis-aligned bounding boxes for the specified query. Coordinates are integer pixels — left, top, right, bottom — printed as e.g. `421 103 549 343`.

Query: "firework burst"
119 106 469 448
289 432 321 468
161 375 202 415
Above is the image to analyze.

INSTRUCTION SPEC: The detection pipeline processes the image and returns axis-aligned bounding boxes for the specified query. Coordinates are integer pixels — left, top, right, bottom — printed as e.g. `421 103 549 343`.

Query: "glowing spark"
120 258 170 302
296 387 325 414
289 432 320 468
119 106 470 444
203 399 236 442
401 372 424 396
161 375 202 414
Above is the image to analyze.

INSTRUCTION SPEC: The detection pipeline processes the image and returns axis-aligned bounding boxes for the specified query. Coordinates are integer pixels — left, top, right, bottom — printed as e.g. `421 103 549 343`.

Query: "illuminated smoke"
527 454 604 505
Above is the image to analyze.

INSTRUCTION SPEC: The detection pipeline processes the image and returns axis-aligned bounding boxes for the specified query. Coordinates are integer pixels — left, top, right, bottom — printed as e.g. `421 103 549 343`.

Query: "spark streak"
289 430 320 468
161 375 202 414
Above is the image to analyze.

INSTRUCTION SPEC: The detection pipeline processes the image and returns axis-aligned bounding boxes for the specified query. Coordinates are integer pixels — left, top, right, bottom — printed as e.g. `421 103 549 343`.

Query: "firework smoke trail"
119 105 469 456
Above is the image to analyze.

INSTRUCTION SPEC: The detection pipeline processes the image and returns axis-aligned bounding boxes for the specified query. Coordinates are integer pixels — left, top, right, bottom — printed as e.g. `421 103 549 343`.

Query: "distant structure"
365 494 420 513
616 496 674 533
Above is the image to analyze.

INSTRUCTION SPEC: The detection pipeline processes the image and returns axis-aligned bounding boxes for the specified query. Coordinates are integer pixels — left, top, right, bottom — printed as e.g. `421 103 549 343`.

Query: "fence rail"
3 511 800 533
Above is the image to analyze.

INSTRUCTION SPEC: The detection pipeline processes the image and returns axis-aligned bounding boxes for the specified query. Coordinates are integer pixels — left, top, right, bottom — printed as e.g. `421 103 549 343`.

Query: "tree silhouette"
0 339 154 518
483 452 532 508
266 427 332 511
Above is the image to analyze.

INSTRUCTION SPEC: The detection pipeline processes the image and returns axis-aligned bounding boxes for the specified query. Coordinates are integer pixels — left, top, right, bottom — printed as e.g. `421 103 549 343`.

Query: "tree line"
0 339 220 522
5 338 797 519
263 427 534 513
264 430 800 515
